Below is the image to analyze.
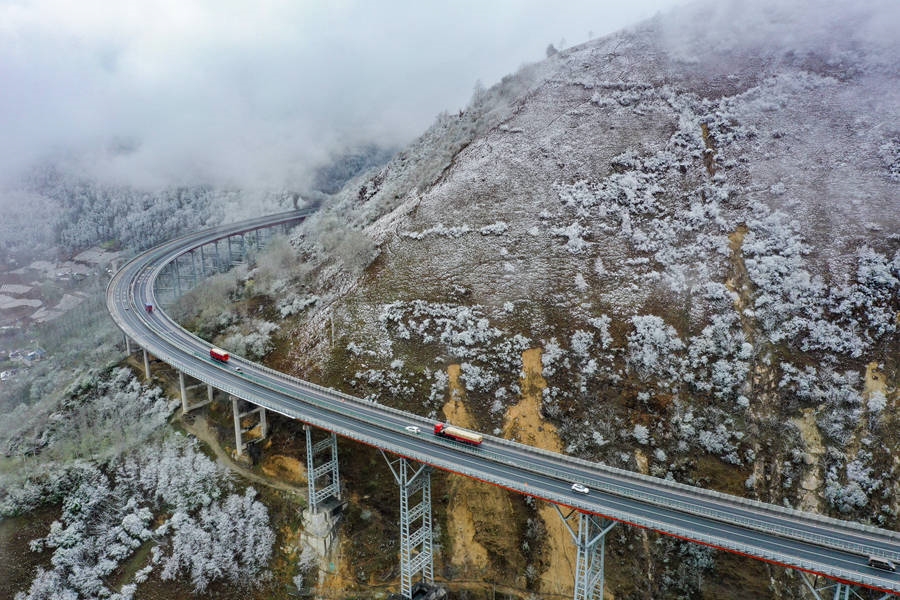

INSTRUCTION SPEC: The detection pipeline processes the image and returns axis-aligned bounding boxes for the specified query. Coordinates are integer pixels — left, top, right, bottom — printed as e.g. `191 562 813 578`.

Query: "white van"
868 556 896 571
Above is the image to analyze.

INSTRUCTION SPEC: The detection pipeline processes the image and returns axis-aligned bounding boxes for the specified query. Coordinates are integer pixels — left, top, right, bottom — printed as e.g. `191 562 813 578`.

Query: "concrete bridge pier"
178 371 214 413
555 506 616 600
380 451 434 600
172 259 182 297
230 396 268 457
142 348 151 379
301 426 345 564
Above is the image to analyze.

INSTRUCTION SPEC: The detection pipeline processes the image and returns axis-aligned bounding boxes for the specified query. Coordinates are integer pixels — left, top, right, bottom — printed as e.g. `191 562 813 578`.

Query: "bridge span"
107 210 900 599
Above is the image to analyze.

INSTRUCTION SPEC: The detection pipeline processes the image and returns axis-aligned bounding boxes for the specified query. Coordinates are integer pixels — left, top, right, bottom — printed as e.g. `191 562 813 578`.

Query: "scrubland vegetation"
1 369 275 599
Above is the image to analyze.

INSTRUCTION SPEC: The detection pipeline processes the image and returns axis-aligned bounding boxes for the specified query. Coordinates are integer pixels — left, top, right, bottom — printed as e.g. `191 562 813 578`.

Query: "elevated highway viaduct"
107 210 900 599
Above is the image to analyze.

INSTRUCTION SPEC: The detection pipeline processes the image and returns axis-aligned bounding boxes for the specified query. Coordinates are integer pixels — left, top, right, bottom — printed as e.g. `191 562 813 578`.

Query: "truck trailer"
433 422 483 446
209 347 230 362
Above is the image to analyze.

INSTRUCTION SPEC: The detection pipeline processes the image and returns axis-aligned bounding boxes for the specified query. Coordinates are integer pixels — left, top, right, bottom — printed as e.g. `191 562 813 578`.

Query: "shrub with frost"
574 272 589 292
550 222 590 254
633 424 650 445
277 294 318 318
824 452 881 515
541 338 567 377
220 319 279 360
479 221 509 235
687 313 751 402
460 362 499 393
626 316 684 381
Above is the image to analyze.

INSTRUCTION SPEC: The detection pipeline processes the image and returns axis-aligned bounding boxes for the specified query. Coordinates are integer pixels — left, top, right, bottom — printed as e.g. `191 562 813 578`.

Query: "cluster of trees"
23 167 297 256
2 369 275 599
33 172 223 255
171 236 316 358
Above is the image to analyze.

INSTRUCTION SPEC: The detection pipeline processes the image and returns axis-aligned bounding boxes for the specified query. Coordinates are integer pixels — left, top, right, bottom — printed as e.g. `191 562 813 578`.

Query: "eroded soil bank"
502 348 579 598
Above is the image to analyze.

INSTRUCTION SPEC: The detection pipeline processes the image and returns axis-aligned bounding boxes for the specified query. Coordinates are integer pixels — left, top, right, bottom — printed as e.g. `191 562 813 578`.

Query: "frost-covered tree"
7 371 275 599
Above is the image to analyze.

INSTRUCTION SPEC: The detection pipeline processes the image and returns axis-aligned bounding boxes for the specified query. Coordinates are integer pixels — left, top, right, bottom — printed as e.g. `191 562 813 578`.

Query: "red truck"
434 423 483 446
145 304 153 314
209 347 230 362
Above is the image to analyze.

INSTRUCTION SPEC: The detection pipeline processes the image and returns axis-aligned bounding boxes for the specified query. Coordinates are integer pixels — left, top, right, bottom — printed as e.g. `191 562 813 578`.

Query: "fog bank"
0 0 681 190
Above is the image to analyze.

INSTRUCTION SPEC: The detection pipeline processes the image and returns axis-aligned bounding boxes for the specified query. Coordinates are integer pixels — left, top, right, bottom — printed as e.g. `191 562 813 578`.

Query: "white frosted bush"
633 424 649 445
626 315 684 381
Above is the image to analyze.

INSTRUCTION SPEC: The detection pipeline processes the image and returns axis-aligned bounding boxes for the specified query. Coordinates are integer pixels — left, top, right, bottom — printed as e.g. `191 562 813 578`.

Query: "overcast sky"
0 0 687 189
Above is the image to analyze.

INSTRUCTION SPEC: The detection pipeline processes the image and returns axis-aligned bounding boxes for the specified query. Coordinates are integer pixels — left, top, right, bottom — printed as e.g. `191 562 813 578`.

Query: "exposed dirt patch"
315 531 356 599
443 363 476 429
726 224 752 321
503 348 561 452
442 364 503 575
179 411 307 499
261 454 307 484
634 449 649 475
864 361 887 398
791 408 824 512
502 348 577 597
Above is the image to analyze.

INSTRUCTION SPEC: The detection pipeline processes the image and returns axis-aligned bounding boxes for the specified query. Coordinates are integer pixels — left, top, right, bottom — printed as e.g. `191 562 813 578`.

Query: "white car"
405 425 420 434
571 482 590 494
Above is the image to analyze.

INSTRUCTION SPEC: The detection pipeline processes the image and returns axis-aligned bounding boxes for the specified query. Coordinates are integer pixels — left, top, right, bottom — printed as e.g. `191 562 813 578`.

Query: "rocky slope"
276 1 900 597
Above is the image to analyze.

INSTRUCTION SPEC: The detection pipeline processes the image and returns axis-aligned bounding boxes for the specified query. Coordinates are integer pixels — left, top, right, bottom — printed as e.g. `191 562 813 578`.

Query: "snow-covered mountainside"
275 3 899 593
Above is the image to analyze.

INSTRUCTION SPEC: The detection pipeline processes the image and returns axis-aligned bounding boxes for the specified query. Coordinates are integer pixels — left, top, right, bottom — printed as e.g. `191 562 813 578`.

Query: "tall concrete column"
189 250 198 288
179 371 188 413
230 397 268 456
124 335 131 355
142 348 151 379
258 406 268 438
173 259 182 297
232 395 243 456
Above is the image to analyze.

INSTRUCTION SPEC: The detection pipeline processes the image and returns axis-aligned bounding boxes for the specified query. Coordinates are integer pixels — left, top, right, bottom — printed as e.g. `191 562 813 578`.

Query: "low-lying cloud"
0 0 681 190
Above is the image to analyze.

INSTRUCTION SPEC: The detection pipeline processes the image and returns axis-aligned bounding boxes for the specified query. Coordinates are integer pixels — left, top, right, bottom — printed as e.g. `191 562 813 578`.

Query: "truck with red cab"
433 422 483 446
